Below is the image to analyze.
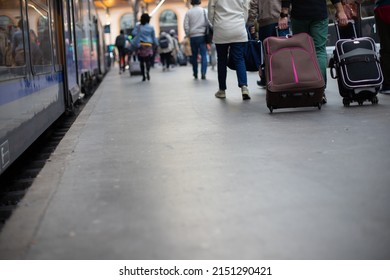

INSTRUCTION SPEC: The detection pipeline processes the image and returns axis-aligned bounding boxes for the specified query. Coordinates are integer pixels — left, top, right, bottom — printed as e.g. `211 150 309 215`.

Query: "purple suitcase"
263 33 325 113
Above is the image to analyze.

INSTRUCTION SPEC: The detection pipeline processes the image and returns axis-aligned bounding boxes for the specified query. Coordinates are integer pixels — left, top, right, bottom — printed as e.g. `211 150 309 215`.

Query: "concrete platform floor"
0 63 390 259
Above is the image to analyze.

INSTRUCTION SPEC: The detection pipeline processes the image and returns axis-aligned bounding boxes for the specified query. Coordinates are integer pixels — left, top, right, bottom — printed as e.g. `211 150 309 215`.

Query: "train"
0 0 109 176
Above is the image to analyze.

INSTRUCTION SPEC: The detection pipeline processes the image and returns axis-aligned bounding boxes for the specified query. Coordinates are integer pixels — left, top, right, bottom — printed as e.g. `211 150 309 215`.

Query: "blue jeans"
291 18 329 85
190 36 208 77
216 42 247 90
215 42 248 90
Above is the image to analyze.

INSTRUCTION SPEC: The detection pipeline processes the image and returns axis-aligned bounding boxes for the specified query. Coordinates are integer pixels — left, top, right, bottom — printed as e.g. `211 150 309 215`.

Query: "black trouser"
139 55 152 78
160 52 172 69
117 47 126 71
376 13 390 86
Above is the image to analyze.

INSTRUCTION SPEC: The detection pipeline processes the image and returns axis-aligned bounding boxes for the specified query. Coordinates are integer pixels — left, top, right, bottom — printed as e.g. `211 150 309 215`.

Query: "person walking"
208 0 251 100
248 0 289 88
169 29 180 66
158 31 175 71
279 0 348 103
131 13 158 81
375 0 390 94
184 0 209 80
115 30 127 74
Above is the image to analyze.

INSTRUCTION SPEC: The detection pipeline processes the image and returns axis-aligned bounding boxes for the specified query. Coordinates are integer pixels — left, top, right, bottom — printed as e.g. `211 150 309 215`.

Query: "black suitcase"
329 22 383 106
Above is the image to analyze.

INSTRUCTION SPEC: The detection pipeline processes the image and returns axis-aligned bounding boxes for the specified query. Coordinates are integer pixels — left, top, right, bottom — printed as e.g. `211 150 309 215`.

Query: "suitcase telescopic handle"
335 19 357 40
274 25 292 38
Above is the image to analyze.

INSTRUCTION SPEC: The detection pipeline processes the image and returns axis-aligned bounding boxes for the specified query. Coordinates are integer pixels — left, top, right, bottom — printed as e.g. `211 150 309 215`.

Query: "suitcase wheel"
343 98 351 107
317 102 322 110
268 106 274 113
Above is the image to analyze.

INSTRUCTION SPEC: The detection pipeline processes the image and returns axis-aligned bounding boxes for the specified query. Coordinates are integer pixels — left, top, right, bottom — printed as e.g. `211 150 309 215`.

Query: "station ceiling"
93 0 189 9
93 0 132 9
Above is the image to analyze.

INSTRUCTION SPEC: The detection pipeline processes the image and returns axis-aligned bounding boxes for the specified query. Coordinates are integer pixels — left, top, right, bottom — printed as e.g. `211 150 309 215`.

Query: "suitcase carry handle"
339 48 377 61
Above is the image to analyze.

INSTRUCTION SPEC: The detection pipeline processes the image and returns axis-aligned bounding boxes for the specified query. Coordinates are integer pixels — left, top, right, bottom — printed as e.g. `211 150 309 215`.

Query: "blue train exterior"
0 0 108 175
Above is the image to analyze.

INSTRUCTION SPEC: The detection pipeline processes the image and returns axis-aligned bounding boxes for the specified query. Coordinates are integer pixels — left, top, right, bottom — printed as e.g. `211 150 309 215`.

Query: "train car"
0 0 108 176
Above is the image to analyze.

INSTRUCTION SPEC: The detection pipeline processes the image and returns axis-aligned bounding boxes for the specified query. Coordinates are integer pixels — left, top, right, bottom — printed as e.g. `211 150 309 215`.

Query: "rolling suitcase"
263 32 325 113
329 21 382 106
129 55 142 76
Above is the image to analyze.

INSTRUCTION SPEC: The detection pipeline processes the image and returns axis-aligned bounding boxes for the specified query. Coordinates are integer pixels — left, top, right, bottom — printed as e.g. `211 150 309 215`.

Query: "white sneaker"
241 86 251 100
215 90 226 99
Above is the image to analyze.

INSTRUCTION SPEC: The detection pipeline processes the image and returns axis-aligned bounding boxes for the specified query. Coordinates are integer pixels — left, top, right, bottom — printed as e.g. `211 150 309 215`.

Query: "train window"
27 1 53 73
49 0 61 72
0 0 26 81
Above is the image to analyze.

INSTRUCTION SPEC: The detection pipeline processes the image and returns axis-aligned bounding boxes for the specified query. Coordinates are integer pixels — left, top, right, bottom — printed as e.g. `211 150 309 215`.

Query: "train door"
53 0 80 106
65 0 81 103
94 16 106 77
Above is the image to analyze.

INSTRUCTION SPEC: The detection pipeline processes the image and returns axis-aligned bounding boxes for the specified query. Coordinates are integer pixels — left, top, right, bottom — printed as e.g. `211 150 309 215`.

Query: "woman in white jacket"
208 0 250 100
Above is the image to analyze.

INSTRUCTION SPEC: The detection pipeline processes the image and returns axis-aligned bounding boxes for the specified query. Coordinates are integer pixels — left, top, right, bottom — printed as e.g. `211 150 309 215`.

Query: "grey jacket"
184 5 209 38
247 0 282 28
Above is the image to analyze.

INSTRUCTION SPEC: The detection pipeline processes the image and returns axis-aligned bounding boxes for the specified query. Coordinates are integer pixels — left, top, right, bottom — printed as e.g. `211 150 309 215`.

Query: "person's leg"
166 51 172 69
376 13 390 92
292 18 327 83
292 18 327 103
160 53 167 70
199 37 208 78
309 18 329 85
139 56 146 81
190 37 200 78
230 42 247 88
258 23 277 42
118 48 125 73
230 42 250 100
215 44 229 91
145 55 152 80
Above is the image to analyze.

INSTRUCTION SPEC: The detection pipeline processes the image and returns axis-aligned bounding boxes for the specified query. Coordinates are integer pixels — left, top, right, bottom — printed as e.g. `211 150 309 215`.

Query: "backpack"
159 35 169 49
115 35 126 48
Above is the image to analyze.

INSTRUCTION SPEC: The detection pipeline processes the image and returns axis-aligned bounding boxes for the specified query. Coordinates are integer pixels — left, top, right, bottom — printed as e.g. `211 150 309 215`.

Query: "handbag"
203 9 213 44
228 29 262 72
